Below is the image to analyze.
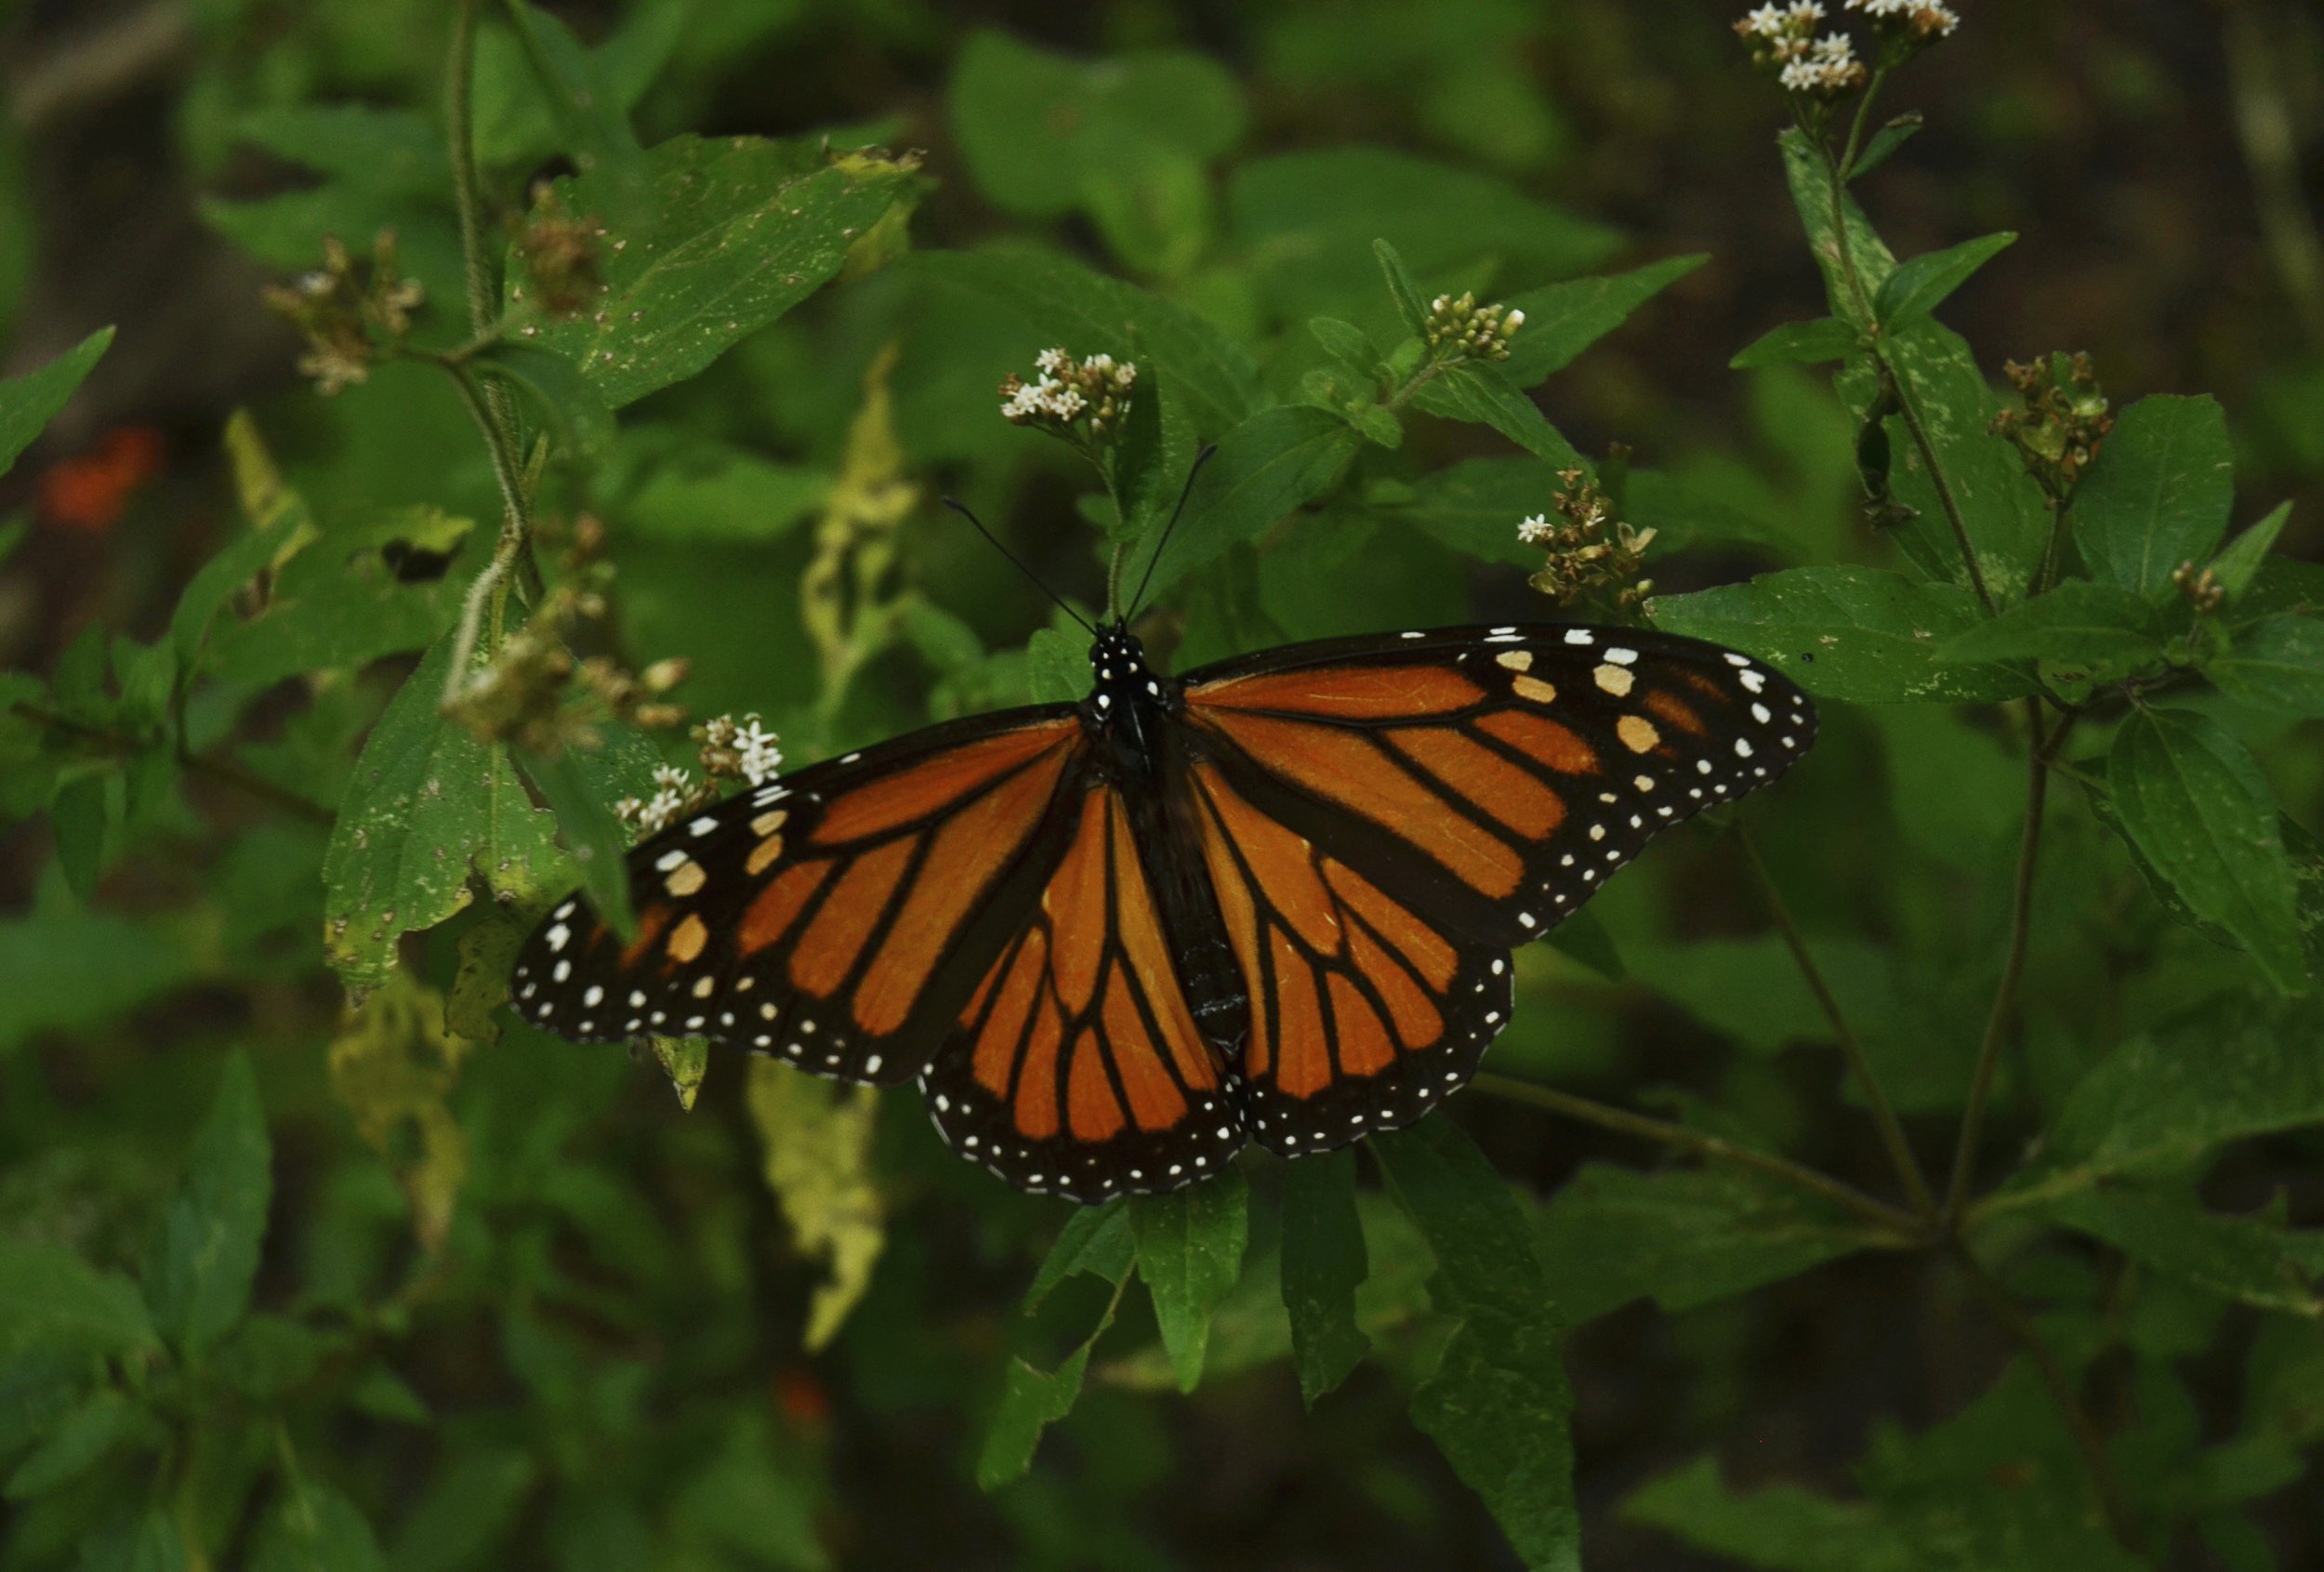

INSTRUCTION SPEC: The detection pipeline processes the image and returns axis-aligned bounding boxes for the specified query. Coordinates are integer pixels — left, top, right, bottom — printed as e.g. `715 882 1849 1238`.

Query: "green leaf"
1373 1118 1578 1572
79 1506 189 1572
1409 362 1582 467
514 134 917 408
0 903 200 1057
5 1389 149 1499
516 745 639 939
0 1240 156 1355
1129 1169 1250 1393
231 103 445 196
2074 394 2237 600
1025 627 1085 705
321 634 564 991
2210 500 2292 602
1731 317 1860 370
1373 239 1433 337
2036 1188 2324 1315
1848 112 1924 179
497 1 646 197
1651 566 2036 704
1872 231 2014 329
49 774 108 901
2002 1007 2324 1204
2208 615 2324 718
1279 1150 1369 1407
1935 579 2169 681
0 326 112 480
948 30 1244 219
471 342 615 462
1386 456 1567 566
1534 1165 1876 1324
1025 1201 1135 1312
978 1341 1099 1493
1780 127 1895 327
1118 404 1359 602
1308 315 1380 380
250 1478 390 1572
1499 254 1707 387
144 1051 271 1358
2107 707 2304 992
1623 1456 1915 1571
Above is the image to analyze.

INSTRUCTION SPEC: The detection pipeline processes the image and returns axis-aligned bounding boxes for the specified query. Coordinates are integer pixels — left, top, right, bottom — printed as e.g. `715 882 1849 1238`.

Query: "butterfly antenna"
941 495 1095 634
1127 443 1220 620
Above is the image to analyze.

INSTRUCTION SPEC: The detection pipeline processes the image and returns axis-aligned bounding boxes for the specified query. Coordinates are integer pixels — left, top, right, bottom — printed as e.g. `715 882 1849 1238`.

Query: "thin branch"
1470 1072 1924 1239
13 703 333 826
1947 1240 2136 1545
446 0 495 339
1945 699 2065 1225
436 362 538 703
1737 825 1938 1219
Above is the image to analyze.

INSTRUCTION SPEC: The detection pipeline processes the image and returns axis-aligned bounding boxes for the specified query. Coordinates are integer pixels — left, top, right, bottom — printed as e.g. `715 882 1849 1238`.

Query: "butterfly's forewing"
510 707 1086 1085
918 782 1247 1203
1176 624 1816 1154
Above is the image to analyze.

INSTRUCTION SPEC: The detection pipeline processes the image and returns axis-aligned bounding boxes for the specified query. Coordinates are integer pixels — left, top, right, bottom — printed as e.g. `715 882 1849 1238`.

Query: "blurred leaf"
1374 239 1433 338
2106 708 2304 993
1499 253 1706 387
1872 231 2014 329
77 1508 186 1572
1534 1165 1875 1323
0 326 112 479
322 635 563 991
2036 1188 2324 1315
1129 1169 1250 1393
650 1036 709 1109
1936 580 2168 681
1623 1455 1914 1571
1848 112 1925 179
174 412 324 668
1731 317 1859 370
329 972 472 1253
1026 627 1085 705
1388 455 1565 566
603 429 828 542
446 908 528 1045
1410 362 1582 468
2207 615 2324 718
0 1240 154 1356
498 1 646 197
1651 566 2035 704
143 1051 271 1359
949 30 1244 218
1280 1150 1369 1407
749 1061 886 1352
1374 1118 1578 1572
1026 1202 1135 1311
515 745 639 940
1308 315 1380 381
249 1478 389 1572
1118 404 1359 602
231 103 445 196
0 902 201 1057
2209 500 2291 602
48 775 107 901
672 1416 829 1570
2002 1006 2324 1207
472 342 615 463
515 134 918 408
2074 395 2237 601
980 1340 1103 1493
4 1390 149 1499
387 1444 536 1572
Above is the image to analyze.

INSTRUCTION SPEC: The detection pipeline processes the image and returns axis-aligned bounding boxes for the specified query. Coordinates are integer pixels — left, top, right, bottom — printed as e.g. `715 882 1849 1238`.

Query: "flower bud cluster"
1426 293 1525 363
998 348 1138 443
262 232 427 396
445 518 690 758
2171 561 2224 618
1520 469 1657 613
1991 352 2114 505
1736 5 1867 96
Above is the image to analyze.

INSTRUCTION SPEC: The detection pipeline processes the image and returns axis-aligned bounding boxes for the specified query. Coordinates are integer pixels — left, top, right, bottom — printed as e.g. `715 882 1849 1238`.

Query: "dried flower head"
510 185 603 320
1990 351 2114 506
1425 292 1525 363
1522 469 1657 614
262 231 427 395
998 348 1138 451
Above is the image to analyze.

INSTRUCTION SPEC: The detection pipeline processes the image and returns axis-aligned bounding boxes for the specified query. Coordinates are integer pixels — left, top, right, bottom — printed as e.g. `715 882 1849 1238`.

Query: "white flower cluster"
730 716 784 786
1517 513 1556 546
1780 31 1863 92
1847 0 1960 33
1740 1 1826 34
998 348 1138 437
616 762 697 838
1425 292 1525 362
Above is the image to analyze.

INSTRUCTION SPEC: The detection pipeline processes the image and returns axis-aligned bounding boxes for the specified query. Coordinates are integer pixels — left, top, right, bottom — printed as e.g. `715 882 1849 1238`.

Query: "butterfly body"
511 622 1816 1202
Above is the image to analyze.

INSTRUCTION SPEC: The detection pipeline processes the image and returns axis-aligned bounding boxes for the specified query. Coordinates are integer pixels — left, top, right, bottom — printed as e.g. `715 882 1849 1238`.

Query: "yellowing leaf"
746 1059 884 1351
649 1034 709 1110
329 971 472 1252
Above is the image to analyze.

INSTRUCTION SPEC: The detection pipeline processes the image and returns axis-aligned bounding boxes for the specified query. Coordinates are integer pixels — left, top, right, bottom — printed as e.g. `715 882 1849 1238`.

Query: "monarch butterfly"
510 596 1816 1202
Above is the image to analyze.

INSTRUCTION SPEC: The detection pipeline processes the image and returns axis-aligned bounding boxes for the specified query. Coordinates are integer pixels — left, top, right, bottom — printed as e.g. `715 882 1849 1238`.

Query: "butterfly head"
1084 621 1173 746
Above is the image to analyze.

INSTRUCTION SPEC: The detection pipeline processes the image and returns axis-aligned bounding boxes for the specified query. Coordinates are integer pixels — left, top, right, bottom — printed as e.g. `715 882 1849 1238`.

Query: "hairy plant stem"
1737 824 1937 1220
1944 698 2063 1226
1470 1073 1923 1239
447 0 494 339
1947 1240 2137 1545
439 363 540 702
13 702 333 826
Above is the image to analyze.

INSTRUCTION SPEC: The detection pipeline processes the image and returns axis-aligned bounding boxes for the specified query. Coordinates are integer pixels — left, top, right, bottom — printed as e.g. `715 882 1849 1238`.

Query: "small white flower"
1785 0 1827 20
1918 3 1959 35
1040 381 1086 420
1742 4 1788 35
652 763 693 794
733 715 783 786
1811 29 1855 60
1502 308 1525 334
1431 294 1451 313
1517 513 1556 546
1115 360 1137 389
640 786 686 834
1035 346 1071 376
1846 0 1908 14
1779 55 1821 90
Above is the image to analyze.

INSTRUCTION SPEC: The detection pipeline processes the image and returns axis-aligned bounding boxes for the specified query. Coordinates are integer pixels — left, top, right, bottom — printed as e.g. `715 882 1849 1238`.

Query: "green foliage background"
3 2 2323 1568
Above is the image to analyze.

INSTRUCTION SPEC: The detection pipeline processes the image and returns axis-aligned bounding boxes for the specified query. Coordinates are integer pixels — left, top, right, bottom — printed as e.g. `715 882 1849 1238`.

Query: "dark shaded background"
4 2 2321 1567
